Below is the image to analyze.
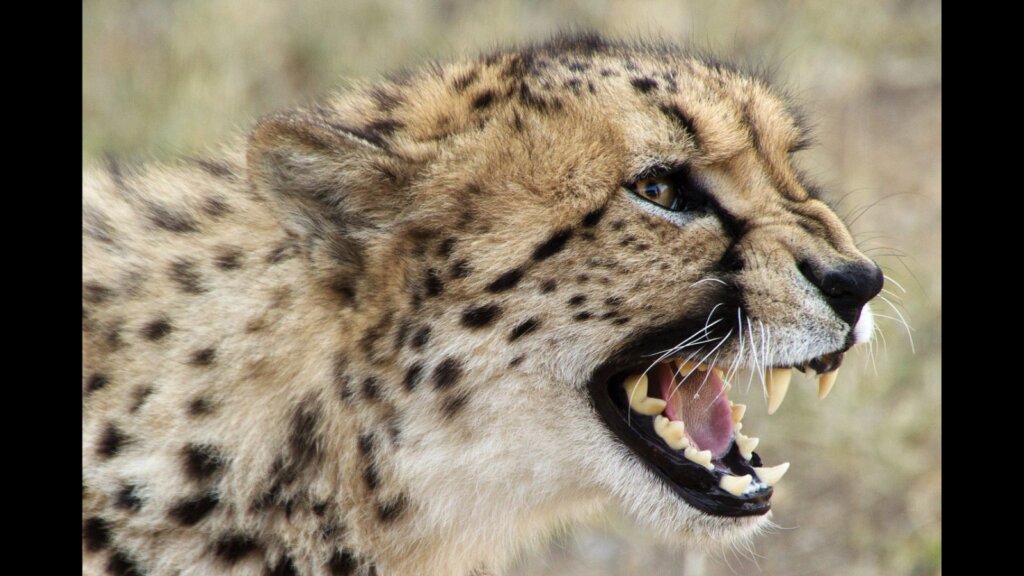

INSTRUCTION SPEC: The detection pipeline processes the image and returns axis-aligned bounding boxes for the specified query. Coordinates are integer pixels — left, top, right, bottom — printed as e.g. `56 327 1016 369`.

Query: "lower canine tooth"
766 368 793 415
735 433 759 460
731 403 746 423
623 374 667 415
719 474 753 496
684 446 714 470
653 415 689 450
753 462 790 486
818 369 839 400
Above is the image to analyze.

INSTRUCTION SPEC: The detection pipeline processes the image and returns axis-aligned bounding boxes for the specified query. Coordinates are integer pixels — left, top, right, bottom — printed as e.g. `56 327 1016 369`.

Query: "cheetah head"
248 35 881 552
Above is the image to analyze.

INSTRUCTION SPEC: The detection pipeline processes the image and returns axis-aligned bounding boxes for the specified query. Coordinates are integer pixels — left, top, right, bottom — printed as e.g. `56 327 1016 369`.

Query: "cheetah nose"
798 260 884 327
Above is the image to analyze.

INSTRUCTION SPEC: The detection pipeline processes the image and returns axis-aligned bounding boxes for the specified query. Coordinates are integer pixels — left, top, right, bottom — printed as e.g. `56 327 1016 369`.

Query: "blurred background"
82 1 940 574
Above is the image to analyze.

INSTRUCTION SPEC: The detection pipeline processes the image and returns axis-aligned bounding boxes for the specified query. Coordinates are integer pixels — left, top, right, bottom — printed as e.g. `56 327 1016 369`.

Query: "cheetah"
82 34 883 575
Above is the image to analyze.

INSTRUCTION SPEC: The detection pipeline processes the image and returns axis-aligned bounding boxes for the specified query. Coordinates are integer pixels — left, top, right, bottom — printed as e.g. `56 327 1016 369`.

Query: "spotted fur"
83 34 877 575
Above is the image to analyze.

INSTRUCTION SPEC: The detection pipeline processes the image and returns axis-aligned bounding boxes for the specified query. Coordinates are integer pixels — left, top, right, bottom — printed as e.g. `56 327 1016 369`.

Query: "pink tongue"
653 363 734 458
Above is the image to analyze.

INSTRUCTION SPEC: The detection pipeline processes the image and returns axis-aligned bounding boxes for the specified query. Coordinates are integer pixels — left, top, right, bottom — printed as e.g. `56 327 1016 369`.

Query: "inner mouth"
590 352 844 518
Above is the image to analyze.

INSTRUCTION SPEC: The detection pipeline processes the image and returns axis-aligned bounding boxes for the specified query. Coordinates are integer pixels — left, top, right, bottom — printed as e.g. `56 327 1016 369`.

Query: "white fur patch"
853 303 874 344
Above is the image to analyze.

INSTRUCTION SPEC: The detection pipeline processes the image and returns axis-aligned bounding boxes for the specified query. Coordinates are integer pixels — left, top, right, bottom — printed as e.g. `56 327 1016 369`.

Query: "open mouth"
589 346 845 518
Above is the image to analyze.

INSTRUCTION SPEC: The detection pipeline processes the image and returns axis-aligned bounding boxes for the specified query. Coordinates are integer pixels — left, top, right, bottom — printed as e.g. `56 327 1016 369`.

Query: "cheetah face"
250 37 883 546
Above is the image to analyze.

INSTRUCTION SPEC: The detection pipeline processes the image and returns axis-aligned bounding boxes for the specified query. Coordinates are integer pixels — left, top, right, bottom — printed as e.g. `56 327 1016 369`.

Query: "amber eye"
630 177 681 210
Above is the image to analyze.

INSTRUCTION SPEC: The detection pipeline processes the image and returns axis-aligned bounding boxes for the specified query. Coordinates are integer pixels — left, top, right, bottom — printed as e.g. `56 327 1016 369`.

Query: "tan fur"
83 35 876 575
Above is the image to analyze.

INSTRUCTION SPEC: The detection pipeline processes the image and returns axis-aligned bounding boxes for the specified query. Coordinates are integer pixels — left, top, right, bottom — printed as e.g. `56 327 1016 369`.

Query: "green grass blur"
83 1 941 574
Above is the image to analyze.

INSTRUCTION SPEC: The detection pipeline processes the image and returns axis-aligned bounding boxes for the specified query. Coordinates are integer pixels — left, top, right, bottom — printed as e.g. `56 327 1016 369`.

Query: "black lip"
587 315 773 518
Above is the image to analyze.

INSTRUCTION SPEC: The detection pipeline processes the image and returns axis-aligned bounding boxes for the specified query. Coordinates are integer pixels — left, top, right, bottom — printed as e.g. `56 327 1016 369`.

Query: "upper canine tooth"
654 415 689 450
766 368 793 415
719 474 753 496
680 360 708 373
735 433 759 460
753 462 790 486
730 403 746 423
684 446 714 470
623 373 667 416
818 369 839 400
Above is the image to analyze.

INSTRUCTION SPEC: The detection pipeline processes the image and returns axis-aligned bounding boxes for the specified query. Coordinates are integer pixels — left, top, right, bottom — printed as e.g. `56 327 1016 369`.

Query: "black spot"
357 432 375 458
659 103 701 146
169 258 205 294
610 219 625 231
288 400 322 472
377 494 408 523
508 318 541 341
582 206 606 227
539 279 557 293
202 196 231 218
442 392 470 417
634 242 650 251
362 463 380 491
148 203 198 233
129 385 154 413
86 373 109 394
531 229 573 261
612 317 631 325
362 377 381 401
189 347 216 366
438 237 456 258
461 304 501 328
452 69 479 93
83 517 111 551
107 550 143 576
190 157 236 179
331 280 358 305
169 492 219 526
403 363 424 391
84 282 113 304
141 318 172 341
97 424 126 458
512 111 524 132
182 444 225 481
115 483 143 512
472 90 496 110
486 267 525 292
576 274 590 283
367 119 404 137
213 533 262 564
630 77 658 93
329 549 358 575
432 357 463 390
449 259 471 279
214 246 244 270
620 234 636 247
605 296 625 307
394 319 413 350
187 397 214 417
573 311 593 321
568 294 586 306
425 268 444 297
266 555 299 576
509 355 525 367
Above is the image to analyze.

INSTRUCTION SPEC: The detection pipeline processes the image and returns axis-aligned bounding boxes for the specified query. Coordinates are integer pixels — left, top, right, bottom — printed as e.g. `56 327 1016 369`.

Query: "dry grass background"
82 1 941 574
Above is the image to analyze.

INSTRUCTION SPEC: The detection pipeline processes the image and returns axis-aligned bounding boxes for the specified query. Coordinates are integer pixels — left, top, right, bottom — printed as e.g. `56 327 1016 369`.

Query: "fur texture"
83 34 878 575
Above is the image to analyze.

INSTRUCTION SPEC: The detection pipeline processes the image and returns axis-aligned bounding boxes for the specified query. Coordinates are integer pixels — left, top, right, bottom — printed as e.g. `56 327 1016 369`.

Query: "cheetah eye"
626 175 705 212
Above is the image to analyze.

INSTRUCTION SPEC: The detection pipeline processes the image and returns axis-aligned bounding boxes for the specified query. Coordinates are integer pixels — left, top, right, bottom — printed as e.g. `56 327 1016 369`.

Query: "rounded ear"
247 112 416 300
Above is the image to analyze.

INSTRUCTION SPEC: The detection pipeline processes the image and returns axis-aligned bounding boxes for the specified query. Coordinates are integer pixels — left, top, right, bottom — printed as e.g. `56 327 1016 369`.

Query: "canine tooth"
684 446 714 470
818 369 839 400
654 415 689 450
719 474 753 496
731 403 746 423
680 360 708 373
766 368 793 415
623 374 667 415
735 433 759 460
754 462 790 486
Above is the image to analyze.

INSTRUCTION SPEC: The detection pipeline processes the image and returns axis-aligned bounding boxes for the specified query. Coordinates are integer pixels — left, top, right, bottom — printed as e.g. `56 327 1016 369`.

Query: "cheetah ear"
247 111 412 239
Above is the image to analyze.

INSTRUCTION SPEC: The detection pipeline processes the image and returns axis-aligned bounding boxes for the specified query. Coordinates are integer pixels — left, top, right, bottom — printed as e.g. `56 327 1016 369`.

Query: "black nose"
799 260 884 326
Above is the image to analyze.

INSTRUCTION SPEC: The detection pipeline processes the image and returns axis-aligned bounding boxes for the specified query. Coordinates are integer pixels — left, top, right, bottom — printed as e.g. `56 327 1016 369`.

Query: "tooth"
679 360 708 373
818 369 839 400
712 367 724 378
684 446 714 470
730 403 746 423
719 474 753 496
753 462 790 486
623 374 667 415
766 368 792 415
735 433 759 460
654 415 689 450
